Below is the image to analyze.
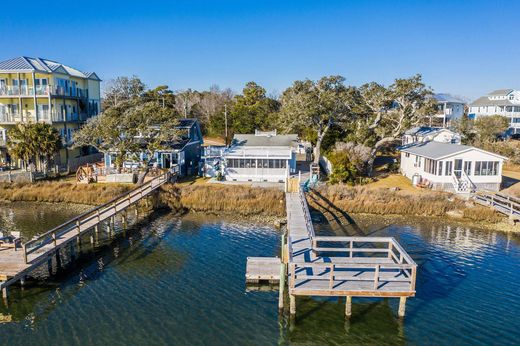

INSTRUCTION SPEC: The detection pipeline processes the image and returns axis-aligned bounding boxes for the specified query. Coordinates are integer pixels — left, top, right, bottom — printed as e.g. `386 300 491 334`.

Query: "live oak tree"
473 115 510 143
74 91 180 172
279 76 357 163
359 74 436 175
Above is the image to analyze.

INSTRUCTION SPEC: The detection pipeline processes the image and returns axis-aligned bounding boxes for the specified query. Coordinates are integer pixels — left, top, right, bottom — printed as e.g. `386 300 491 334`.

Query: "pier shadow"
0 209 187 323
306 189 365 236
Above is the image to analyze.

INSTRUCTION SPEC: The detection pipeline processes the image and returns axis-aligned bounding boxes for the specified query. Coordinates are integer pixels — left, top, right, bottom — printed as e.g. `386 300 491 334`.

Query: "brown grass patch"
315 184 504 223
161 184 285 217
0 182 133 205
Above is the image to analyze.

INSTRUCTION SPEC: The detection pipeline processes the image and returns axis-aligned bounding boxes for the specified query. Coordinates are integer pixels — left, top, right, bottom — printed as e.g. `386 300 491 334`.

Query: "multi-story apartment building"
468 89 520 135
432 93 466 127
0 56 101 167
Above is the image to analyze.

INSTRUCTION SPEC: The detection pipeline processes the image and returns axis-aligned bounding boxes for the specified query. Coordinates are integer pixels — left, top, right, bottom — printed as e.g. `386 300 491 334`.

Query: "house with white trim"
402 127 461 145
399 141 507 193
468 89 520 135
432 93 466 127
222 130 297 182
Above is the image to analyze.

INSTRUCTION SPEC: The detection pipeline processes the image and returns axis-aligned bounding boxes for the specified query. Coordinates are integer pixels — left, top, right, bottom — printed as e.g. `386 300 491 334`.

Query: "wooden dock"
245 257 281 283
474 193 520 221
0 172 172 297
280 186 417 318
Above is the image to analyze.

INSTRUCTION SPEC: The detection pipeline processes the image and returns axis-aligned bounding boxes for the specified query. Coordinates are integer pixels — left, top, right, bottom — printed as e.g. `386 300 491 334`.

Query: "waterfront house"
399 141 506 193
402 126 461 145
431 93 466 127
104 118 203 177
0 56 102 167
223 130 297 182
468 89 520 135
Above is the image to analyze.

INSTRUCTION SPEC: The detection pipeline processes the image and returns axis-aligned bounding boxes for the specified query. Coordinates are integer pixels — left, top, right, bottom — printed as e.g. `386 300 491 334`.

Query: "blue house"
104 118 203 177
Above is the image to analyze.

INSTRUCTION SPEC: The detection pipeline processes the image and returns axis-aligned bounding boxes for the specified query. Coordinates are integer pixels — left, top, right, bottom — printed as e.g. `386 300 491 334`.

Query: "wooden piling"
289 295 296 315
398 297 407 318
2 287 7 299
345 296 352 318
278 263 286 310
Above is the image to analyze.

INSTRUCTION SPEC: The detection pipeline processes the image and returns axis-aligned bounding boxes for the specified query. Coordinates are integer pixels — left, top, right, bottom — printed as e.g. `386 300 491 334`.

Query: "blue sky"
0 0 518 100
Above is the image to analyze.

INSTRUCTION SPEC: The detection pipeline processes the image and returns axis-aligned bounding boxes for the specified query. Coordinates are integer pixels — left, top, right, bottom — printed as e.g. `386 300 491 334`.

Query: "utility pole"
224 103 228 145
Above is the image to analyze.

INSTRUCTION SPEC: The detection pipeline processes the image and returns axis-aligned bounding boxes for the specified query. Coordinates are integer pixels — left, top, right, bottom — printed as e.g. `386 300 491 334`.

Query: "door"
163 153 171 169
454 159 463 178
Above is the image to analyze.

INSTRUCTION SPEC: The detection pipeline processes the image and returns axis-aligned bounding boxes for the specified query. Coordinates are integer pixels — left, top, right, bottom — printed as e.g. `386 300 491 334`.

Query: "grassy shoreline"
0 180 514 231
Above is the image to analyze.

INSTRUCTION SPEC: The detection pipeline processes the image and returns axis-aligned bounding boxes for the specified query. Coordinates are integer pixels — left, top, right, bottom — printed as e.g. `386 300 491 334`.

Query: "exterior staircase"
451 171 476 194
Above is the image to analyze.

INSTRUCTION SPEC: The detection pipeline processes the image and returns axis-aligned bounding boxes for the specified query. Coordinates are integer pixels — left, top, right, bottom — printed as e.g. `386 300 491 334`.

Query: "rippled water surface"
0 203 519 345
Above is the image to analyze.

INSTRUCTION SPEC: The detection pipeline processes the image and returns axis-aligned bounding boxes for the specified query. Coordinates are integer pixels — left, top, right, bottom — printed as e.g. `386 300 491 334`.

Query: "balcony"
0 85 88 98
0 111 89 124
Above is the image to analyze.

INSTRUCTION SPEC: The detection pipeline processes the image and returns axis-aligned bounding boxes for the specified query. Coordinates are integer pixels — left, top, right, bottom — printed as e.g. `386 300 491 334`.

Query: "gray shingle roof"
0 56 101 81
469 96 514 107
400 141 506 160
488 89 513 96
233 134 298 147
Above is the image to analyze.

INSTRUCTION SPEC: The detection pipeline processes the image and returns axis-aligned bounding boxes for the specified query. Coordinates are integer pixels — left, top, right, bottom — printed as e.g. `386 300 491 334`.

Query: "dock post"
398 297 407 318
90 230 95 246
289 295 296 315
20 276 25 287
278 263 286 310
122 213 127 230
2 287 7 299
106 222 112 238
345 296 352 318
47 257 53 276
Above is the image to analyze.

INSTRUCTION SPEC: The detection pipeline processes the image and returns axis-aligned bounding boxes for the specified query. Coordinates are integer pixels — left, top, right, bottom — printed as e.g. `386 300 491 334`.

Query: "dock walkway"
283 186 417 318
0 172 172 296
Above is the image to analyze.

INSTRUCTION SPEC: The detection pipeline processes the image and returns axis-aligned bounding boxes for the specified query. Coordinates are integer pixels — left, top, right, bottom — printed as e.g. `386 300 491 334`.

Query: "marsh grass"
161 184 286 217
0 182 133 205
315 184 504 223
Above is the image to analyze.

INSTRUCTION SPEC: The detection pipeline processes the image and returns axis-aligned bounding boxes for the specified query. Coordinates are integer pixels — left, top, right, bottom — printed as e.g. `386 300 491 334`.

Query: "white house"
223 130 297 183
432 93 466 127
399 141 507 193
402 127 461 145
469 89 520 135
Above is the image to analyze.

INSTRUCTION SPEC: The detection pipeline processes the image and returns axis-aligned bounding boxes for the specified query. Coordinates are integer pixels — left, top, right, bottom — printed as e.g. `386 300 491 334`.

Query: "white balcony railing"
0 111 89 123
0 85 88 98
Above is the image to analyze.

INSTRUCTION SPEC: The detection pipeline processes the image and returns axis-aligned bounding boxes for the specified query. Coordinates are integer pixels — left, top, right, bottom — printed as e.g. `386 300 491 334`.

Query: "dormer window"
509 95 514 100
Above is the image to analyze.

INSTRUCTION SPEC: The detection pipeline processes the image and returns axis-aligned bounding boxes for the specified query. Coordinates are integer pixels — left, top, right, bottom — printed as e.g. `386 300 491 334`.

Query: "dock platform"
245 257 281 283
279 184 417 318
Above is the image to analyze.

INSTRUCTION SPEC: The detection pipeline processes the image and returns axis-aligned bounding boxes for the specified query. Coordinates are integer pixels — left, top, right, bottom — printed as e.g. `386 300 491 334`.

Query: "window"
281 160 287 169
424 158 437 174
415 155 421 167
445 161 453 175
464 161 472 175
474 161 499 176
405 153 410 158
437 161 443 176
239 159 245 168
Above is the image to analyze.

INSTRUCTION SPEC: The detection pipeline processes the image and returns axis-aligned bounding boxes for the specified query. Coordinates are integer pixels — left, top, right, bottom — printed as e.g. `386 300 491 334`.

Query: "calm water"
0 203 519 345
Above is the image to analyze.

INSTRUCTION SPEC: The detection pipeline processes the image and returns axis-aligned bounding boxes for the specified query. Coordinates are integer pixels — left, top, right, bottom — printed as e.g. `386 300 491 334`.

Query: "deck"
283 187 417 317
0 172 172 295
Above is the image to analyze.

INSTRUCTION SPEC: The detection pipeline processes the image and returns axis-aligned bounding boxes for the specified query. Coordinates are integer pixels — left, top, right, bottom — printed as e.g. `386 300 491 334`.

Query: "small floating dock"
245 257 281 283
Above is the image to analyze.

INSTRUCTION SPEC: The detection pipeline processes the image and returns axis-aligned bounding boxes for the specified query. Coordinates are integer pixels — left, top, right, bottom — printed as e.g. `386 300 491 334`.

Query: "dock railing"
298 186 315 239
22 172 171 263
474 193 520 217
288 236 417 293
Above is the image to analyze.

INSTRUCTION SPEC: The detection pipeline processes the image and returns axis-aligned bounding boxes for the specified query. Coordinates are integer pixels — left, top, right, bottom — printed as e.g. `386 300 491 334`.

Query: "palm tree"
7 123 61 172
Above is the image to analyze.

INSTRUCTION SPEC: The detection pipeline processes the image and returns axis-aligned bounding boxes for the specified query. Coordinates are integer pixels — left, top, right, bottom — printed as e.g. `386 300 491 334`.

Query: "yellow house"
0 56 101 168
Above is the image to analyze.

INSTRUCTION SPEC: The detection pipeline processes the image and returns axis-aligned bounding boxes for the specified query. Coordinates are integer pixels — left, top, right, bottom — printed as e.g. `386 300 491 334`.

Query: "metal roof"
434 93 466 104
404 126 445 136
0 56 101 81
399 141 506 160
232 134 298 147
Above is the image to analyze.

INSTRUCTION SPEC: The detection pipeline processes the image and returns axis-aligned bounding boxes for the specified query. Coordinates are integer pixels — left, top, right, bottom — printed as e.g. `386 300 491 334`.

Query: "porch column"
17 73 22 122
32 72 37 122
